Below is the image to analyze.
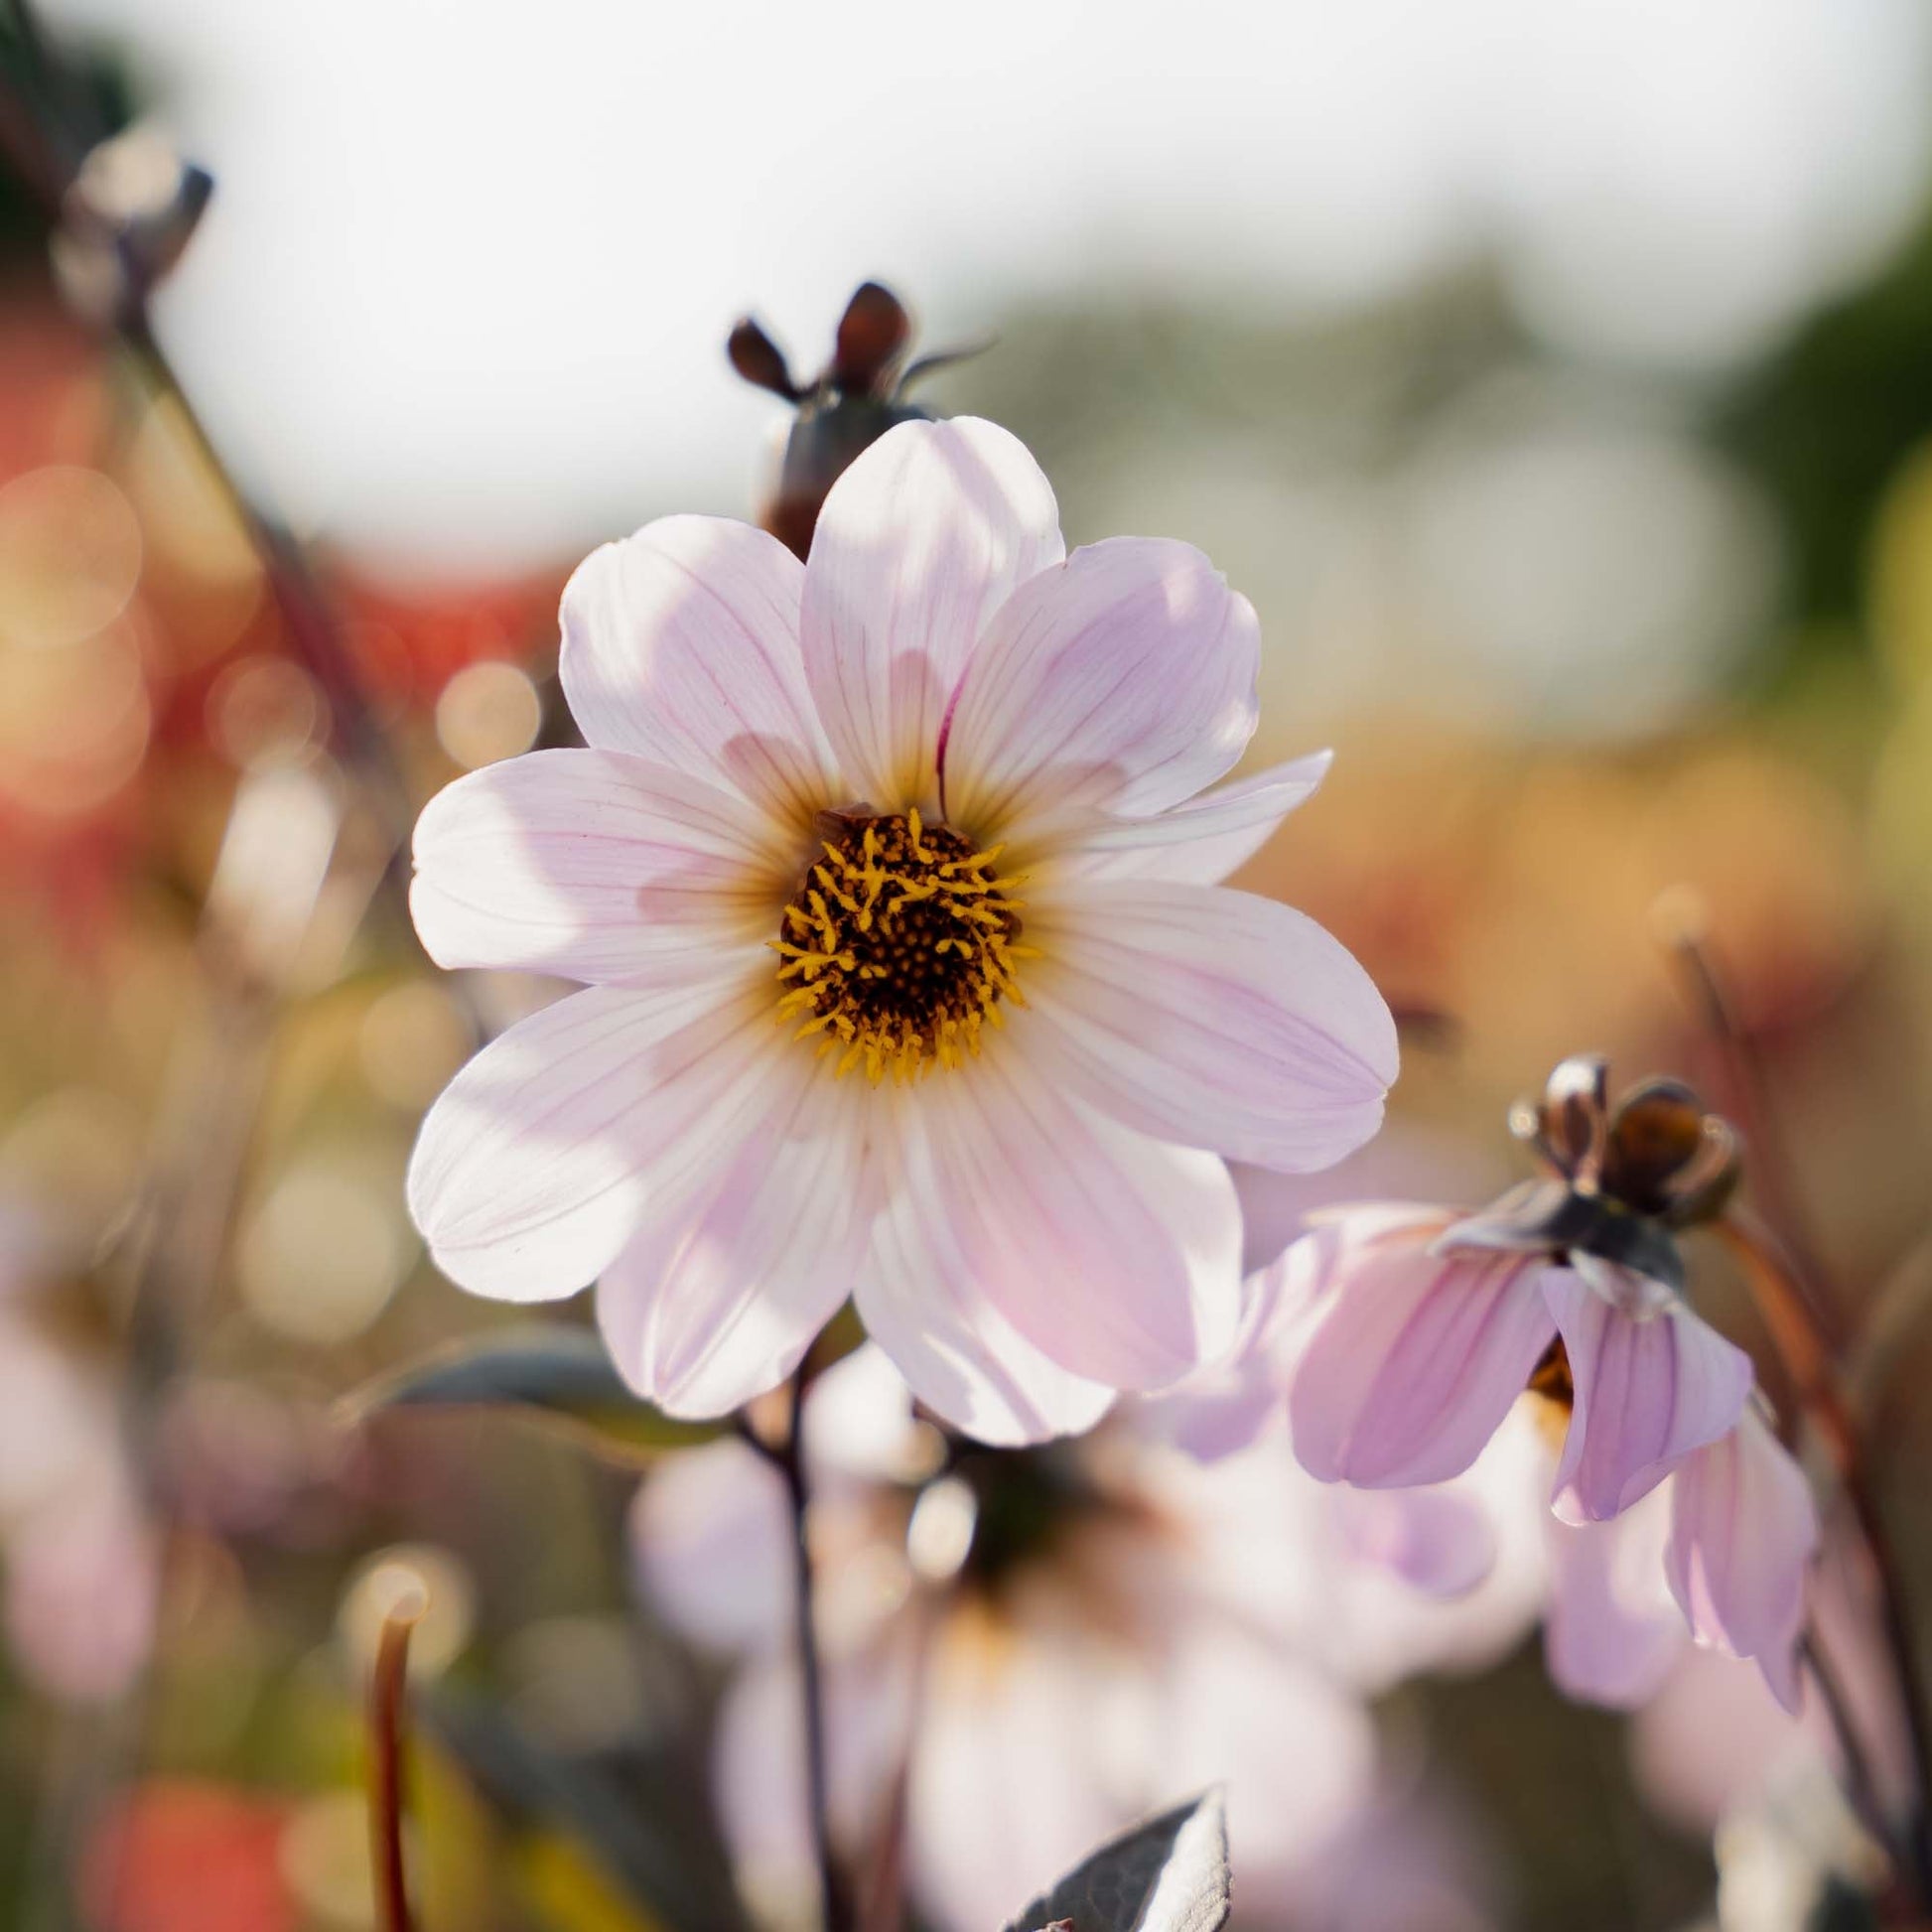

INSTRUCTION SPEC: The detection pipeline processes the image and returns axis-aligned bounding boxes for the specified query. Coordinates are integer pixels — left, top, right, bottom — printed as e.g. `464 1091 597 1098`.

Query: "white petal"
940 537 1259 833
1033 752 1331 886
405 970 777 1302
1019 880 1398 1172
595 1059 873 1418
899 1057 1244 1392
558 515 839 823
411 749 791 982
798 417 1062 809
855 1102 1115 1447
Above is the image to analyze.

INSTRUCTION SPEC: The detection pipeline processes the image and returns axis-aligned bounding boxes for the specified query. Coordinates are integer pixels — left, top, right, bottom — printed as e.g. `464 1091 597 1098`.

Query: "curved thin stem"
368 1596 425 1932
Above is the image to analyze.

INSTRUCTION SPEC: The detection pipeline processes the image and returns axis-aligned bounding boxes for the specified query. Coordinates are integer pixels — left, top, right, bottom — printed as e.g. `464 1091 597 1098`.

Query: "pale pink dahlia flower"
1285 1062 1754 1522
1257 1063 1819 1713
405 417 1396 1442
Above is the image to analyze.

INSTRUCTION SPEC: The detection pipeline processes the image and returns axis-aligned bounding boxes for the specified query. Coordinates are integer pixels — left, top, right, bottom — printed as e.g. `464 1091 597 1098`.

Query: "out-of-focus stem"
369 1594 425 1932
1659 908 1842 1349
744 1372 846 1932
1721 1213 1932 1903
777 1370 845 1932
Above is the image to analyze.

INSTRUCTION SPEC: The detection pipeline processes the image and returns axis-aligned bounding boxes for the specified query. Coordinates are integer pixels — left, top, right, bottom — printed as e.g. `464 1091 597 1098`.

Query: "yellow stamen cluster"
773 807 1032 1084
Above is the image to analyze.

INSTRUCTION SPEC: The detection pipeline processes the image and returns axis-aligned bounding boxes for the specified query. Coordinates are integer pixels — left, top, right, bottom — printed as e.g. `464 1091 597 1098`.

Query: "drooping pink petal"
411 749 792 983
1665 1409 1818 1714
797 417 1063 810
594 1060 873 1418
1018 880 1398 1173
404 969 777 1302
1287 1230 1555 1487
937 537 1259 834
899 1055 1244 1393
1035 753 1332 887
627 1437 791 1656
1545 1267 1754 1524
854 1102 1116 1446
1544 1487 1683 1708
558 515 839 824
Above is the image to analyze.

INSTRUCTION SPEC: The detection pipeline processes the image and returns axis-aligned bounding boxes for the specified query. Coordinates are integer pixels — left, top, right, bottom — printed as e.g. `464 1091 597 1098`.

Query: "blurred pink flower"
631 1344 1534 1932
407 416 1395 1442
0 1223 157 1705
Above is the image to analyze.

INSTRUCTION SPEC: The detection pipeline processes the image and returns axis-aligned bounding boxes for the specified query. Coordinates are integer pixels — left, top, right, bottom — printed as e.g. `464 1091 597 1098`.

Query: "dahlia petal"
1544 1488 1683 1709
627 1437 790 1656
410 749 789 982
902 1056 1244 1392
404 971 775 1302
1665 1409 1817 1714
1019 880 1398 1172
1287 1233 1555 1487
938 537 1260 834
1036 752 1332 886
1546 1268 1754 1524
855 1107 1115 1447
558 515 838 822
594 1061 873 1418
798 417 1062 809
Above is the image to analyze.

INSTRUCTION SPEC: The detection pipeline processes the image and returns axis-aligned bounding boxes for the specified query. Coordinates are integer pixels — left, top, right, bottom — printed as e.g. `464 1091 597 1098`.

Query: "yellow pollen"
770 809 1028 1084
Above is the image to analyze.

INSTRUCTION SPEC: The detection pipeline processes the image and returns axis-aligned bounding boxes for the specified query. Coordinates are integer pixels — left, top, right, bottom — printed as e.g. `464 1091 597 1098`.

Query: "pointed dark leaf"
340 1326 721 1455
1002 1790 1229 1932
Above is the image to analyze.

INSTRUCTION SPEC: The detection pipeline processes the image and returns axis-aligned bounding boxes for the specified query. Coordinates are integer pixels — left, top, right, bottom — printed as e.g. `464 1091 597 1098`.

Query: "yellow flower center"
772 807 1032 1084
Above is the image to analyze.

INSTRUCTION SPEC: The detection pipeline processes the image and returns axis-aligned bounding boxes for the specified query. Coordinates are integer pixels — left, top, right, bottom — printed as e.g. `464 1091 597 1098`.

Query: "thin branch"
1721 1214 1932 1905
759 1370 846 1932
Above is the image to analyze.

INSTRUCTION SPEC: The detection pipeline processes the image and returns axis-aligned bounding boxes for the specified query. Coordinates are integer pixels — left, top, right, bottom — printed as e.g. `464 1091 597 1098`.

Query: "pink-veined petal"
938 537 1259 835
1033 752 1331 887
855 1103 1115 1447
1018 880 1397 1173
411 749 791 982
594 1059 873 1418
1544 1488 1684 1709
1287 1231 1555 1487
798 418 1062 810
1546 1268 1754 1525
558 515 839 824
1665 1409 1817 1714
900 1056 1243 1393
404 968 775 1303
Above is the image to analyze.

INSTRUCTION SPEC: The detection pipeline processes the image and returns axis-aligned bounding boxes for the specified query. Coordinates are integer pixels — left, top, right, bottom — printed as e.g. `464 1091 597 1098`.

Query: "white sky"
39 0 1932 572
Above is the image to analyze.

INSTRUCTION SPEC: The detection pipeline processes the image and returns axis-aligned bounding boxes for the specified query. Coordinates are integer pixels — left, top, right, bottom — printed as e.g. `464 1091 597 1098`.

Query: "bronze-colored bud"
1602 1077 1708 1214
832 280 911 395
726 317 801 400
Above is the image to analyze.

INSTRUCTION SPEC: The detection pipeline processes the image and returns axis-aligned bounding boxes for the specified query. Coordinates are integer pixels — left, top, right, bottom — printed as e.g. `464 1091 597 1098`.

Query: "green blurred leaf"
340 1326 722 1459
1003 1789 1229 1932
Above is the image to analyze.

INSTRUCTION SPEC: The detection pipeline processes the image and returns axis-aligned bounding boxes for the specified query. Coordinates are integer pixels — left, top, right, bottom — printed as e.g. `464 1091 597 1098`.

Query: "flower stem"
774 1368 845 1932
368 1592 425 1932
1720 1213 1932 1903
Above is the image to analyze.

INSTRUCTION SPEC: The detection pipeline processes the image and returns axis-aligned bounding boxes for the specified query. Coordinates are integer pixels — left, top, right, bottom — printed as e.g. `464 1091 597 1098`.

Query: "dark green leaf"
339 1326 721 1457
